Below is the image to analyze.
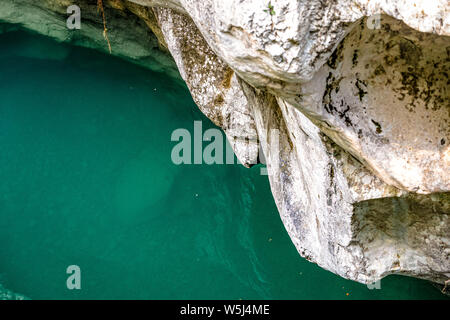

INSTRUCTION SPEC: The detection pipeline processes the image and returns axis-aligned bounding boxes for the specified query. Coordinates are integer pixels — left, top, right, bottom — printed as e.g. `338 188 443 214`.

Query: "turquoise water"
0 29 446 300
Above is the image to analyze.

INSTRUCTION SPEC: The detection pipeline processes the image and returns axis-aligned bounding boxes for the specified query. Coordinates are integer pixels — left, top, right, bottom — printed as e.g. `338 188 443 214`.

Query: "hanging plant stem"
97 0 112 54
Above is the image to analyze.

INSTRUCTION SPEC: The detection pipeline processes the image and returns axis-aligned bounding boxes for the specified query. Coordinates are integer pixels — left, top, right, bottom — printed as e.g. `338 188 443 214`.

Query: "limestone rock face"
153 7 259 166
241 80 449 284
0 0 449 286
131 0 450 194
297 15 449 194
137 1 449 284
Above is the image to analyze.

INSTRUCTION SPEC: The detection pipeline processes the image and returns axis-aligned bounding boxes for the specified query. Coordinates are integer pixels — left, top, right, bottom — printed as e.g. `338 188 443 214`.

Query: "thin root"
97 0 112 54
442 279 450 294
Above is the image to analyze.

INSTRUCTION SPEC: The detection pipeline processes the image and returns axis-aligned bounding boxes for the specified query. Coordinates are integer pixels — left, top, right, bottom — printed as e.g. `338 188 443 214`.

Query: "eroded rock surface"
0 0 448 285
154 7 259 166
298 15 449 194
240 79 448 284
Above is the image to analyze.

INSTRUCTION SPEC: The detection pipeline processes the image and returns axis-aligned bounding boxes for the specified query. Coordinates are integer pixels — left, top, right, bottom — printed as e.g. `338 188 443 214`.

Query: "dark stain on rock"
352 49 359 67
374 65 385 76
322 72 354 127
323 72 336 113
357 19 365 40
221 68 234 89
327 41 344 69
400 72 419 95
213 94 225 106
371 119 383 134
383 54 398 66
399 72 420 109
338 100 353 127
355 79 368 101
329 164 335 180
358 129 363 139
399 38 422 65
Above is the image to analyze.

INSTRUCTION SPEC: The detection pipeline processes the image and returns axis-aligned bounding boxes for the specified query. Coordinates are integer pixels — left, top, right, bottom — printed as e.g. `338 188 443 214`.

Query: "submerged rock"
0 0 448 286
0 283 27 300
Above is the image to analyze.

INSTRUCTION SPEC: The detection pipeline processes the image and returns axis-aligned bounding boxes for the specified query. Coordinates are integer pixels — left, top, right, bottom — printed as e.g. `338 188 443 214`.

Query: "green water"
0 29 446 300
